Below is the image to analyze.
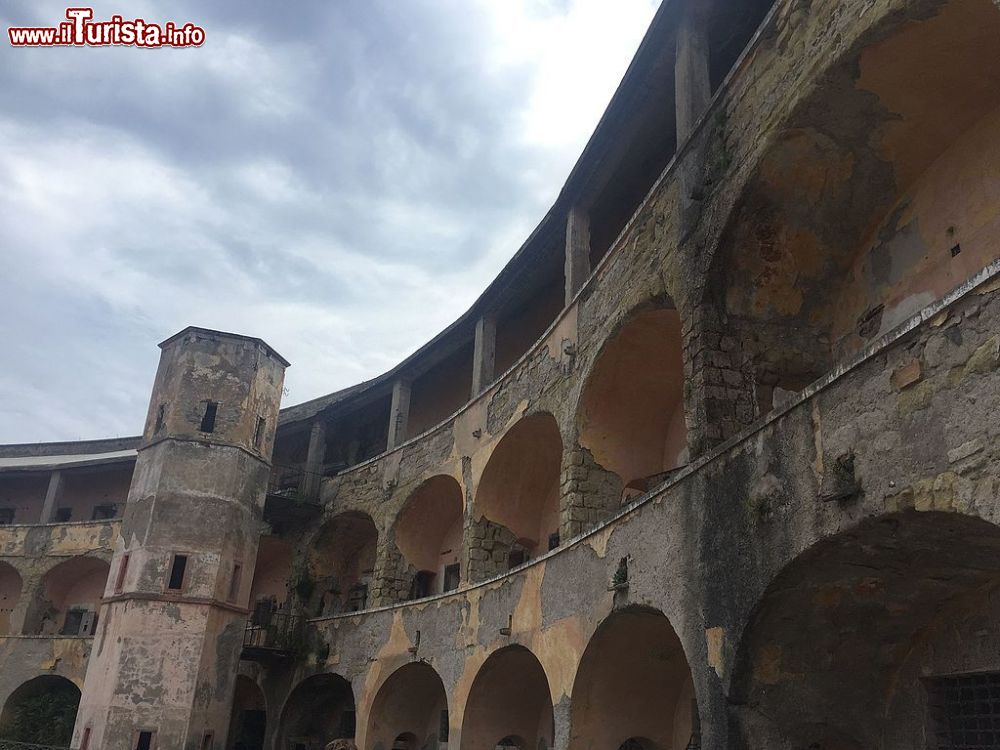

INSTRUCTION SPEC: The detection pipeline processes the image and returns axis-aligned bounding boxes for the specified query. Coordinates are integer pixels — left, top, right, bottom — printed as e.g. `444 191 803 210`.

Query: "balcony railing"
267 465 307 497
241 609 306 661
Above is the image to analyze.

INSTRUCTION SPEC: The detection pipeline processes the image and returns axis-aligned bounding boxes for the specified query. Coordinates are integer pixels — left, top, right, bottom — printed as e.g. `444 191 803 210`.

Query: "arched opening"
309 512 378 615
395 475 464 598
706 0 776 92
278 673 356 749
577 306 687 501
366 662 449 750
248 535 293 624
731 511 1000 749
227 675 267 750
708 0 1000 414
461 646 554 750
569 607 697 750
25 556 109 636
0 562 23 635
472 414 562 579
0 675 80 745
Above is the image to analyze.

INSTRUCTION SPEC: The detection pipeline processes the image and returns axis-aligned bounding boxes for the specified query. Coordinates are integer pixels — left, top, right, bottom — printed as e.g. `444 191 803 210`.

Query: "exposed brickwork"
682 302 757 455
560 446 623 538
463 517 517 583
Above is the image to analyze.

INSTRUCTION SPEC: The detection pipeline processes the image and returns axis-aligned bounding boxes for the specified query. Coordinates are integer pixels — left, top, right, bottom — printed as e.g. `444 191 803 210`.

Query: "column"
674 2 712 143
39 470 63 523
301 419 327 499
564 206 591 305
682 301 757 457
471 314 497 397
387 378 412 450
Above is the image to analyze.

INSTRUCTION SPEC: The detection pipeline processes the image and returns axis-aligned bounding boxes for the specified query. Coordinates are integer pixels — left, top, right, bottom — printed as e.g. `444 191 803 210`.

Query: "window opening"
167 554 188 591
228 563 242 602
929 672 1000 750
200 401 218 433
115 554 130 593
443 563 460 592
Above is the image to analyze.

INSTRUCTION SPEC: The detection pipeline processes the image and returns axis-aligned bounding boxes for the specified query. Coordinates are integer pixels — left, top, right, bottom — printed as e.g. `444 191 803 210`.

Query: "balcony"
241 609 307 662
264 465 321 529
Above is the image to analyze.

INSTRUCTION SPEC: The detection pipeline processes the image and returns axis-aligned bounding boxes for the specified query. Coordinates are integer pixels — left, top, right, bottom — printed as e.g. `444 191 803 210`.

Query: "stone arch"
0 675 80 745
576 301 687 502
307 511 379 615
248 535 293 621
227 675 267 750
278 673 356 749
24 555 109 636
0 561 23 636
394 475 464 598
730 510 1000 749
569 606 697 750
703 0 1000 417
461 645 554 750
471 414 562 580
364 662 449 750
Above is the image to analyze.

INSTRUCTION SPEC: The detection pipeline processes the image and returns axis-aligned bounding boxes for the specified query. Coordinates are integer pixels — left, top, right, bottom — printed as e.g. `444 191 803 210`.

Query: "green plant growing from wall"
0 689 79 745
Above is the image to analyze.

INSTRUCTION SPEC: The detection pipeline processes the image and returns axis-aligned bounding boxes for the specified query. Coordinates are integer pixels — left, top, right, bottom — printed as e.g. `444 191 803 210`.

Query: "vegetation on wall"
0 689 79 746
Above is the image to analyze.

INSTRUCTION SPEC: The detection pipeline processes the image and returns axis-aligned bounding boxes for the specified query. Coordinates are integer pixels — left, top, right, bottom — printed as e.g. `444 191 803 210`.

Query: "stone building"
2 0 1000 747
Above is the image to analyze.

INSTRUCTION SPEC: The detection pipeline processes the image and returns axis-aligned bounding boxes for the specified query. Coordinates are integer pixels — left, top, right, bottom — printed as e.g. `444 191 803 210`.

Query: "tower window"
167 554 188 591
115 554 130 593
135 731 156 750
228 563 242 602
154 403 166 433
200 732 214 750
254 416 266 449
200 401 218 433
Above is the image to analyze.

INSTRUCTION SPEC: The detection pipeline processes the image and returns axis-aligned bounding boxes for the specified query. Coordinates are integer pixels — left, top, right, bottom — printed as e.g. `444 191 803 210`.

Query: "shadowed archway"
569 607 697 750
278 673 356 749
731 511 1000 748
461 646 554 750
365 662 449 750
0 675 80 745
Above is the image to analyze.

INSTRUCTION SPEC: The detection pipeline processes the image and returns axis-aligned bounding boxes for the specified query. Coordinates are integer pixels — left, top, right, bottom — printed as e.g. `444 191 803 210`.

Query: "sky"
0 0 660 444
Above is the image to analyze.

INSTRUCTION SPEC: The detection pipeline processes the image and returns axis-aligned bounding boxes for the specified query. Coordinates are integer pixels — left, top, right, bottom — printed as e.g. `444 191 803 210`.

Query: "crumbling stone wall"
560 446 623 538
463 517 518 583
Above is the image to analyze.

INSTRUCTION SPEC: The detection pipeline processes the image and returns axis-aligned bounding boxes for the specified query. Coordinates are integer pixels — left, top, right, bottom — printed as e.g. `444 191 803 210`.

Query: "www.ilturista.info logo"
8 8 205 47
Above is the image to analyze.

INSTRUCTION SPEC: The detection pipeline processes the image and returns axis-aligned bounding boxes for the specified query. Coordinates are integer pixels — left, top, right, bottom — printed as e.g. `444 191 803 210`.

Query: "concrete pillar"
73 327 288 750
675 2 712 143
387 378 412 450
564 206 591 304
301 419 327 499
471 314 497 397
39 470 63 523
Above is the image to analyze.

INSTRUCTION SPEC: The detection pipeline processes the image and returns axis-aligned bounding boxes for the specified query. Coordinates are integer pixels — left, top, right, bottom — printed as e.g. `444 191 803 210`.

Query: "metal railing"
242 610 306 656
267 465 306 496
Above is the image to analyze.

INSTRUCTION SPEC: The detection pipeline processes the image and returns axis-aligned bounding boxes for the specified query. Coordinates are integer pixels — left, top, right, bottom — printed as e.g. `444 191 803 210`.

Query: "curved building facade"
2 0 1000 748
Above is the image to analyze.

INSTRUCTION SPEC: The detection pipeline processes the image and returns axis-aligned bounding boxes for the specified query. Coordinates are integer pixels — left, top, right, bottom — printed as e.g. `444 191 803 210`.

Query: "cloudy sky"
0 0 659 444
